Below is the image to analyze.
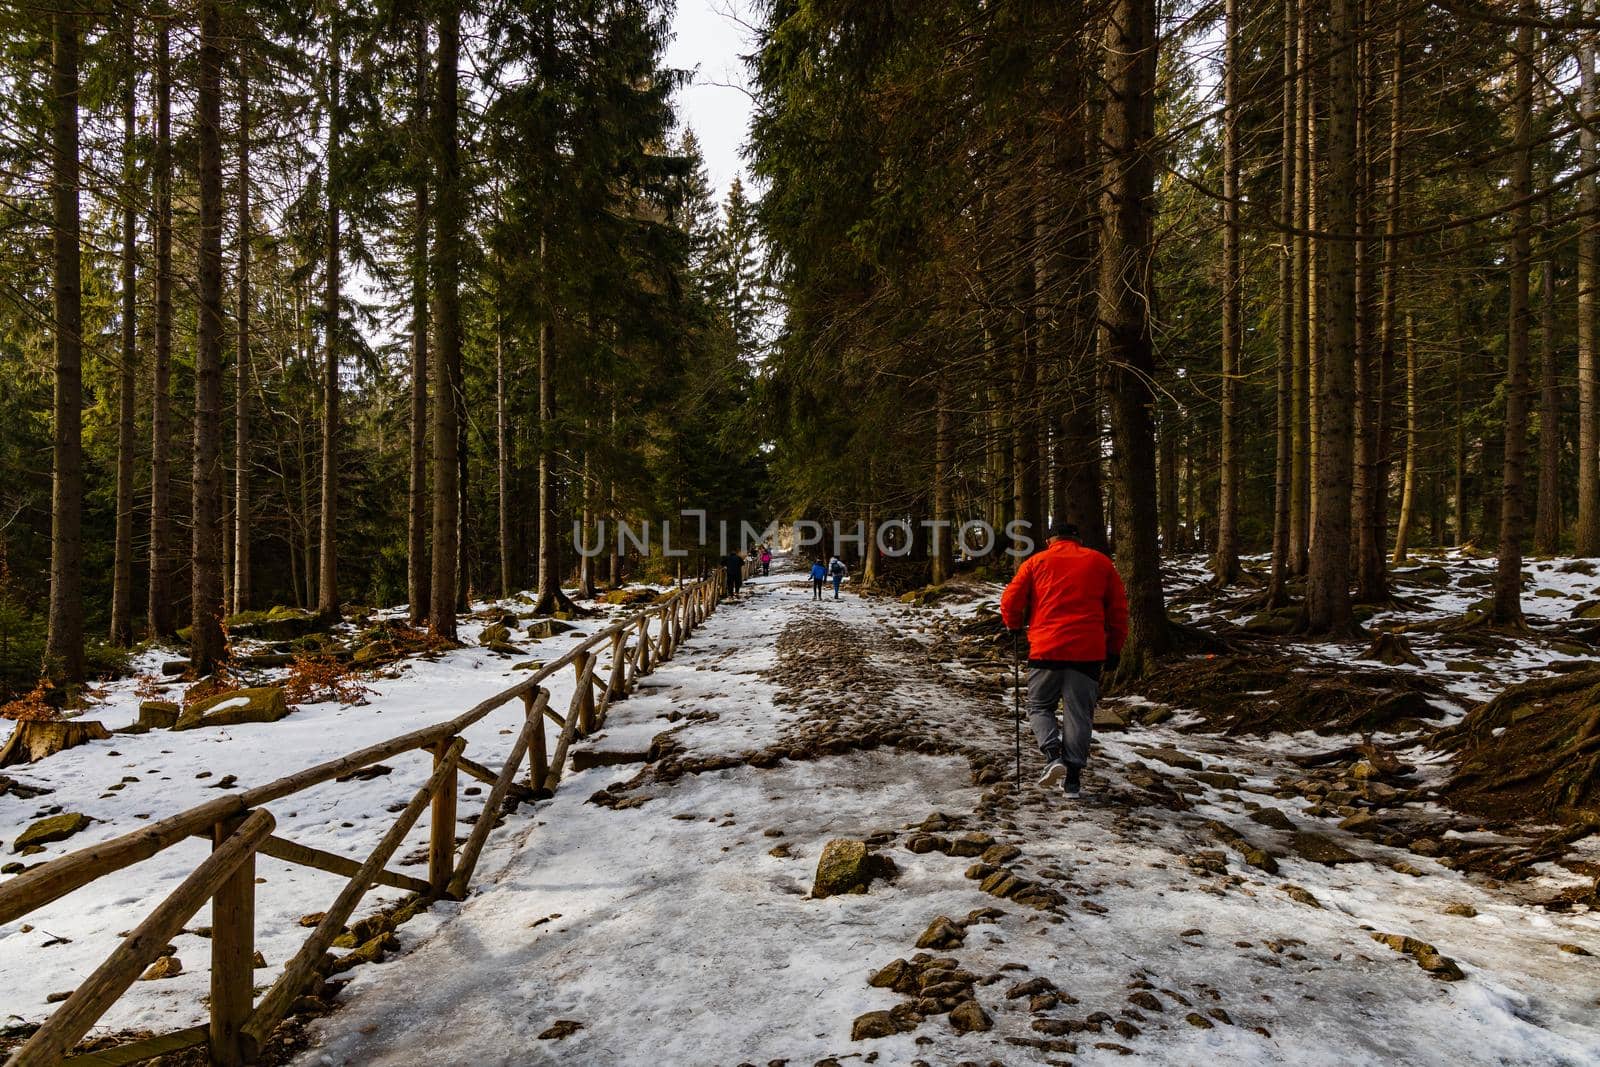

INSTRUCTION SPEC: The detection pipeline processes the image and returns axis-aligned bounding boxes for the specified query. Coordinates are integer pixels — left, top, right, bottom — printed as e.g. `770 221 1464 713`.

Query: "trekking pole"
1012 629 1022 789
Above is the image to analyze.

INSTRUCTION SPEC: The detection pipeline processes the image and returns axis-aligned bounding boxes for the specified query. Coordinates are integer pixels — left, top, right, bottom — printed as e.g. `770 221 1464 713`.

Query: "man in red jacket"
999 521 1129 798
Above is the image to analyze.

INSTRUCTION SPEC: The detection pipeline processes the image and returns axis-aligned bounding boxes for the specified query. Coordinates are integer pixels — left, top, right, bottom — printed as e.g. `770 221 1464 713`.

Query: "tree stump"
0 719 111 767
1360 631 1425 668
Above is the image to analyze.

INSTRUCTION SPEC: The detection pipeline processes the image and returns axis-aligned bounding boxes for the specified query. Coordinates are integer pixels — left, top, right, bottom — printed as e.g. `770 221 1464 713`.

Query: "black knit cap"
1048 520 1079 540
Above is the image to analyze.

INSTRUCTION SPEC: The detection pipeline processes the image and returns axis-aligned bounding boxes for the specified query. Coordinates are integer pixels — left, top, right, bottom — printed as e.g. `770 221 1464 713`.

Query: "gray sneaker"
1038 760 1068 789
1062 764 1082 799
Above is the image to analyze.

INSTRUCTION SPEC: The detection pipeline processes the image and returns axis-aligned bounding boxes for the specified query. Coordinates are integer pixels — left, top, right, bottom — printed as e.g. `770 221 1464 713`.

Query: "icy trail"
291 573 1600 1067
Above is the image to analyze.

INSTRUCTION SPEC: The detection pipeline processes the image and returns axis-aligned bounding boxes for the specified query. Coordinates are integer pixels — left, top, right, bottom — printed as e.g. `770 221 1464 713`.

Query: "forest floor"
4 554 1600 1065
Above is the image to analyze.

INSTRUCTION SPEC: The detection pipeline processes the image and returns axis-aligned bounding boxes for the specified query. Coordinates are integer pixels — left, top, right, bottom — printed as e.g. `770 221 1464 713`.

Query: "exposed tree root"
1440 669 1600 825
1118 650 1451 735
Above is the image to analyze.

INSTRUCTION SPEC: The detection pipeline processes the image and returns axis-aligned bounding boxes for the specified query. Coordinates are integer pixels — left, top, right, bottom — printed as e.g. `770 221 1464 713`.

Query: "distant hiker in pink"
760 545 772 577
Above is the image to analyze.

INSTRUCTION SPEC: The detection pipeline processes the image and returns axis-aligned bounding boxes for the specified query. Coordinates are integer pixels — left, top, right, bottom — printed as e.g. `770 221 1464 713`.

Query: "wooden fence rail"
0 567 747 1067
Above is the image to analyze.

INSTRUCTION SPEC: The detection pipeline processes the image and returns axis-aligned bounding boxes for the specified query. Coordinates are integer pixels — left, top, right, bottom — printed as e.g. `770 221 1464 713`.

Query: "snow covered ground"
269 566 1600 1066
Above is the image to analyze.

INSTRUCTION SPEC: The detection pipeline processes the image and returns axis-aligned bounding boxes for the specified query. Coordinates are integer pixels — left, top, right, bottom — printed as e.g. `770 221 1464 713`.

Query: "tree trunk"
1213 0 1242 586
1358 23 1404 602
1267 0 1297 606
495 233 512 600
110 19 137 648
932 384 952 585
190 0 226 674
1302 0 1359 636
232 60 251 614
1453 282 1469 545
148 15 176 639
1290 6 1313 577
44 4 84 683
407 20 431 625
1058 366 1107 553
455 345 470 611
1535 193 1561 555
1393 315 1418 563
533 225 574 615
1494 8 1533 627
1098 0 1170 676
429 7 461 639
1579 0 1600 555
317 17 342 618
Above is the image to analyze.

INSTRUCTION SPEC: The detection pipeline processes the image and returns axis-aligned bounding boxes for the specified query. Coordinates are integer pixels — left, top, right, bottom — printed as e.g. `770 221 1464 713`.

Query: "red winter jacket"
999 539 1129 662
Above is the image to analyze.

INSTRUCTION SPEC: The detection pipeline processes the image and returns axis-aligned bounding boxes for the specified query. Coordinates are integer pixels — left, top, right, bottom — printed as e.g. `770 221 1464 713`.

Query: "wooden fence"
0 569 742 1066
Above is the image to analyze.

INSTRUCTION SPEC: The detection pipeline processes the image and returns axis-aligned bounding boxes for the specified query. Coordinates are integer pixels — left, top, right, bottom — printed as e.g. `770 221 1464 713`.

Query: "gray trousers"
1026 667 1099 768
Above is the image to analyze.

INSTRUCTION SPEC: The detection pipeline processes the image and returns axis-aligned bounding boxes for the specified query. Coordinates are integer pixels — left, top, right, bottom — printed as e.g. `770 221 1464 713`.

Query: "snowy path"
295 575 1600 1067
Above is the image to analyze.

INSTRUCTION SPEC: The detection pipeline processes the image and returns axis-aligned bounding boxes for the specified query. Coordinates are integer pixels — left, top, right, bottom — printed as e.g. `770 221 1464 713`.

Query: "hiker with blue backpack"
809 558 827 600
827 555 848 598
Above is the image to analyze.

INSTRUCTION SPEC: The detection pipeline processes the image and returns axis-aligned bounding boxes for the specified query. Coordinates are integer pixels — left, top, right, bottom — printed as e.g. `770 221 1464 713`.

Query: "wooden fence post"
525 690 549 793
209 814 256 1067
573 650 597 735
429 738 459 895
637 615 651 676
605 629 627 703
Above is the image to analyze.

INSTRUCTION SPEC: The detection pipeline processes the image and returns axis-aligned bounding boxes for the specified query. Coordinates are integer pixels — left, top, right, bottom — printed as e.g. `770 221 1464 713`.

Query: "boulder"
224 605 328 641
480 623 512 646
1288 832 1359 865
174 687 290 731
812 839 872 897
851 1011 900 1040
524 619 579 639
13 811 91 852
915 915 967 950
138 701 180 730
1247 807 1296 831
139 955 182 981
948 1000 992 1034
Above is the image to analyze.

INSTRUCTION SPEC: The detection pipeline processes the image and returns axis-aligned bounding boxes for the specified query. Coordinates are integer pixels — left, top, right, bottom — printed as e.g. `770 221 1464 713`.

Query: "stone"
1184 1012 1214 1029
538 1020 584 1040
915 916 967 950
138 701 180 730
480 623 512 646
1281 885 1322 908
949 833 995 858
1184 850 1228 875
524 619 579 639
868 959 909 989
13 812 90 852
812 839 873 898
948 1000 992 1034
1191 771 1241 790
1416 951 1465 980
1092 707 1129 731
1288 832 1359 865
139 955 182 981
174 687 290 731
1006 977 1056 999
1127 992 1163 1013
1558 943 1592 956
224 606 329 640
851 1011 900 1040
1248 807 1296 831
1443 903 1477 918
981 844 1022 865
